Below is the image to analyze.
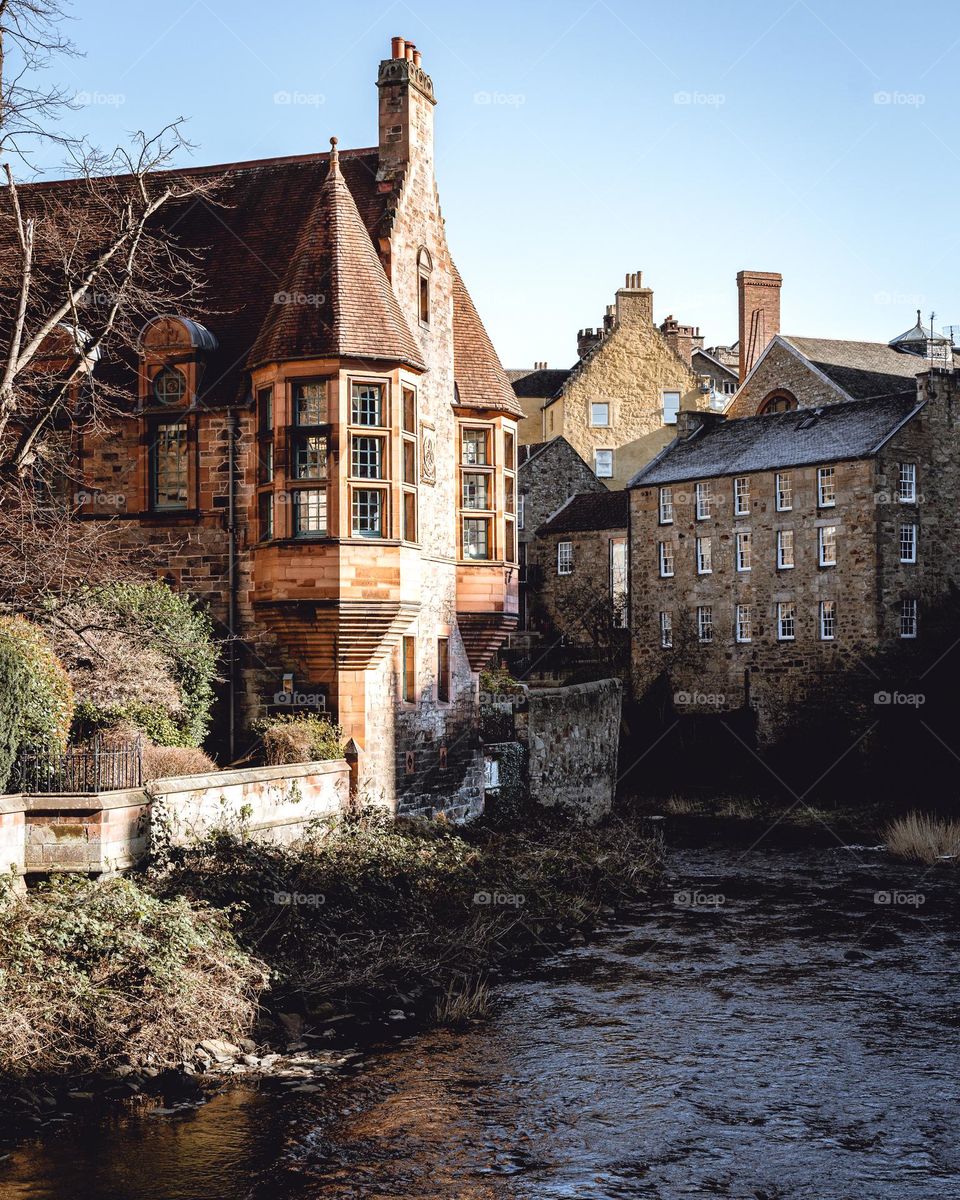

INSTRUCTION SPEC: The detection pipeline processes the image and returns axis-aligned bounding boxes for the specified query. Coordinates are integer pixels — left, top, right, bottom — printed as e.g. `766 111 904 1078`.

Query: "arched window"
758 390 798 415
417 247 433 326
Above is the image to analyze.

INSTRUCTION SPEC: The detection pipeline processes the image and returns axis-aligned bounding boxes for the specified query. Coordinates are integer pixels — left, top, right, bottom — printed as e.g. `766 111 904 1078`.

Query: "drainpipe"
227 411 239 762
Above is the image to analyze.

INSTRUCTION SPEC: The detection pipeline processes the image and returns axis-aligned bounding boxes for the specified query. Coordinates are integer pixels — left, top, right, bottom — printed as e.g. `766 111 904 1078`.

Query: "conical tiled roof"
451 262 523 417
249 140 426 371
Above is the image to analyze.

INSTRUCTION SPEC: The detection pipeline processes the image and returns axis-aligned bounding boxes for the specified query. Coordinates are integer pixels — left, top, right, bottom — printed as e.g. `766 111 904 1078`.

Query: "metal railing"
15 736 143 794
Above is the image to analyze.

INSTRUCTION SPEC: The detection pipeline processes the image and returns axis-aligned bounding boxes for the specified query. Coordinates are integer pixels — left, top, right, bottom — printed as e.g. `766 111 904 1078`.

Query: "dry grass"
433 977 492 1026
143 743 217 780
884 812 960 865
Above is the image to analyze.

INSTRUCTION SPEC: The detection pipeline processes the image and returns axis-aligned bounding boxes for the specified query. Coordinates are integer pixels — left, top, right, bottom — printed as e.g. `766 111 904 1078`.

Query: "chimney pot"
392 36 406 59
405 43 415 61
412 48 422 66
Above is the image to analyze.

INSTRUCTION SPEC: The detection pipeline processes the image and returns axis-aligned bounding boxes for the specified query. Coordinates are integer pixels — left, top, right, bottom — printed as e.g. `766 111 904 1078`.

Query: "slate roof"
538 489 629 535
507 367 573 400
249 145 425 371
782 335 931 401
451 264 523 417
629 393 922 488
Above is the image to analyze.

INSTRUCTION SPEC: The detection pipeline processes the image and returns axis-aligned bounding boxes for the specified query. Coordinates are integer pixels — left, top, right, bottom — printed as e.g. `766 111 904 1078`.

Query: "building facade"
628 370 960 736
509 272 711 490
43 37 522 816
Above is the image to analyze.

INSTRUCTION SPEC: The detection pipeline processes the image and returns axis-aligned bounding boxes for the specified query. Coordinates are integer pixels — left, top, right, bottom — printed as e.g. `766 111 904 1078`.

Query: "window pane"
595 449 613 478
293 434 328 480
257 386 273 434
403 490 417 542
463 518 490 560
402 388 417 434
591 402 610 427
663 392 680 425
258 491 273 541
403 439 417 485
462 472 490 510
504 430 516 469
437 638 450 703
294 380 327 425
352 436 384 480
153 367 187 405
152 422 188 509
402 636 416 702
505 517 517 564
558 541 573 574
660 611 673 648
293 488 327 537
776 472 793 511
351 382 383 426
352 489 384 537
659 487 673 524
462 429 489 465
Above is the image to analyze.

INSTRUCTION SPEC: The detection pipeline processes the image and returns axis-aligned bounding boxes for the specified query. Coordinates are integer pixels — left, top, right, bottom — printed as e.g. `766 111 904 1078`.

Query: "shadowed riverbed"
3 842 958 1199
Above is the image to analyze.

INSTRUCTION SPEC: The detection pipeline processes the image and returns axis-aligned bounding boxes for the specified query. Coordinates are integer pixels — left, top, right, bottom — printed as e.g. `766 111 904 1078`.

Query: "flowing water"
3 841 959 1200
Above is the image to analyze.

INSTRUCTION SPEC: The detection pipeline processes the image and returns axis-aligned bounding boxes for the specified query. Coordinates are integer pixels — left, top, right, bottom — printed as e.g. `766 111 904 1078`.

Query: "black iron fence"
15 736 143 794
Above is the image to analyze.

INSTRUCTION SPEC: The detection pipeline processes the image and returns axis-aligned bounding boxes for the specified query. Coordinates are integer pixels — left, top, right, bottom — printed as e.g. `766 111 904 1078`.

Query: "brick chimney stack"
377 36 436 185
660 315 704 366
737 270 782 383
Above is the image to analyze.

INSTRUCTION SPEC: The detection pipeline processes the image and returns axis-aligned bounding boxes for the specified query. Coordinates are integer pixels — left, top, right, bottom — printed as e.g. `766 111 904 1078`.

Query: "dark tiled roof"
538 489 628 535
783 336 930 400
518 440 550 465
452 264 523 417
630 393 922 488
249 149 424 371
507 367 572 399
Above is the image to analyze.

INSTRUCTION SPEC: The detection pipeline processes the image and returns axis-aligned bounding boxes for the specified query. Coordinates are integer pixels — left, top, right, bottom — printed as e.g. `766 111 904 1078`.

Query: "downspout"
227 410 239 762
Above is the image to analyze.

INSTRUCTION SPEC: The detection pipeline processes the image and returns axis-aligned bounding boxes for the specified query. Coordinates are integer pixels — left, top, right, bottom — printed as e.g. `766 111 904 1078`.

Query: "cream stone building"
510 273 711 490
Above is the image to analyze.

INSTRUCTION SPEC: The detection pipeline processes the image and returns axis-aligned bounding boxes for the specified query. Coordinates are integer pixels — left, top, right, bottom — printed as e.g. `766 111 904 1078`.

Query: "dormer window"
152 366 188 406
418 248 433 326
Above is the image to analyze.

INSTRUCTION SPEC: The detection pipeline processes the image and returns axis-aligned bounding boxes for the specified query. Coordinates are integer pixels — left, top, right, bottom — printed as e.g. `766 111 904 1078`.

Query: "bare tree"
0 0 220 606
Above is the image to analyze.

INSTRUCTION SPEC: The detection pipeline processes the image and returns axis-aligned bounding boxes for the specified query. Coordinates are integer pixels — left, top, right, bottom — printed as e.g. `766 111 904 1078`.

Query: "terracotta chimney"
737 270 782 383
378 38 436 184
405 42 415 61
412 48 422 66
391 37 406 59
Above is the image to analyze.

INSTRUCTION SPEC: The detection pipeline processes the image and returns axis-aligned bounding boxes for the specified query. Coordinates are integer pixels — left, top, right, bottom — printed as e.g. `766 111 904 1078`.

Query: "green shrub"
0 617 74 790
253 714 345 765
0 873 266 1078
58 582 219 747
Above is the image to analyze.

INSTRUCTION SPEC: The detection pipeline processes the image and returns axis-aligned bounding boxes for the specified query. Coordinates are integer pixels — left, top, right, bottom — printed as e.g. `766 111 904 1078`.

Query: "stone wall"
11 760 351 877
526 525 628 650
518 437 605 550
727 339 845 417
517 679 622 822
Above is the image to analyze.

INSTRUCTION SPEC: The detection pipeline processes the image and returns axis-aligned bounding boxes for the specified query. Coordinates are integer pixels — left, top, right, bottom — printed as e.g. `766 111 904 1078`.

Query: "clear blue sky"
27 0 960 367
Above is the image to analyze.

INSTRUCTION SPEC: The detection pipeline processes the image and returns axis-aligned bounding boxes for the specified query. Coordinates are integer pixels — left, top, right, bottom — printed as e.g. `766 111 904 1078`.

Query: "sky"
20 0 960 368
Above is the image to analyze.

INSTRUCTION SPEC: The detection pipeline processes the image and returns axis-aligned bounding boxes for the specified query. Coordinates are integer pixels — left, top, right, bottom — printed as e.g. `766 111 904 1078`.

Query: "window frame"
462 515 492 561
696 535 713 575
697 605 714 644
777 601 797 642
735 604 752 644
349 379 387 428
662 390 681 425
695 481 712 521
817 466 837 509
660 610 673 649
899 523 917 564
777 528 795 570
818 525 837 568
401 635 417 703
437 637 450 704
658 540 675 578
594 448 614 479
736 530 752 573
292 486 329 539
776 471 793 512
659 486 674 525
898 462 917 504
557 540 573 576
590 401 611 427
149 419 189 512
819 599 836 641
351 486 386 539
900 597 918 639
733 476 750 516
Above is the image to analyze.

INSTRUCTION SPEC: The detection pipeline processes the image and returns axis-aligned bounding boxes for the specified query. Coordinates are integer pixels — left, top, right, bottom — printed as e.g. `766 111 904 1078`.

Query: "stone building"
628 369 960 736
525 491 629 659
507 364 572 444
517 437 604 628
509 272 711 490
728 271 952 417
26 38 522 816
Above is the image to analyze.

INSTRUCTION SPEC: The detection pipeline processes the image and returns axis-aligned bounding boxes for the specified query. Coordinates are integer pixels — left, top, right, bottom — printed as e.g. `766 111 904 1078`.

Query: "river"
2 840 958 1200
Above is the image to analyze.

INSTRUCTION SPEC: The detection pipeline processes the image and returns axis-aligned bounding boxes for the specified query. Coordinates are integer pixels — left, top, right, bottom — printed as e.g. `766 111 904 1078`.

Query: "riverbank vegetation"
884 812 960 866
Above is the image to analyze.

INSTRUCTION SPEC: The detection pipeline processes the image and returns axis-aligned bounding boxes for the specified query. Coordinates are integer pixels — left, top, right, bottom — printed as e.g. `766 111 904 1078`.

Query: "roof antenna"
929 310 937 364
